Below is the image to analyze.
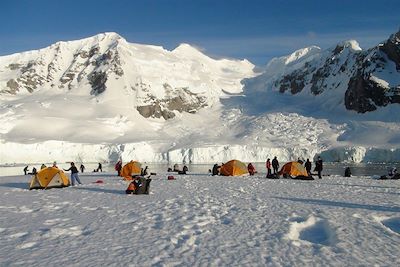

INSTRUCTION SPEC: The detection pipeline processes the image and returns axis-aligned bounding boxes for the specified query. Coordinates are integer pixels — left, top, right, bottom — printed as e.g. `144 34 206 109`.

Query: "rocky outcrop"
380 30 400 70
89 71 107 95
345 73 400 113
136 87 208 120
273 30 400 113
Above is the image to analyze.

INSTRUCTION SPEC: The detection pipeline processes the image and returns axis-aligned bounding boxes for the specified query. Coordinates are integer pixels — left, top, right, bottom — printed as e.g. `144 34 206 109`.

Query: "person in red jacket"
266 158 272 178
115 160 122 176
248 163 256 176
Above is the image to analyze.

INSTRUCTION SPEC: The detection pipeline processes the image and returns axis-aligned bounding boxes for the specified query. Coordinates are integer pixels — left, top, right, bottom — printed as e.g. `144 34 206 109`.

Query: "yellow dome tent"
29 167 70 190
120 161 142 180
220 160 249 176
279 161 309 177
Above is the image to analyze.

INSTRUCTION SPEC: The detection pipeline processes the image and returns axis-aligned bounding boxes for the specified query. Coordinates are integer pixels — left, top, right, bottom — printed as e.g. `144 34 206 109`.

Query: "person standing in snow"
304 159 312 176
52 161 58 168
23 166 29 175
272 156 279 175
141 166 149 176
41 163 47 169
64 162 82 186
315 156 323 179
97 163 102 172
266 158 272 178
80 164 85 173
115 160 122 176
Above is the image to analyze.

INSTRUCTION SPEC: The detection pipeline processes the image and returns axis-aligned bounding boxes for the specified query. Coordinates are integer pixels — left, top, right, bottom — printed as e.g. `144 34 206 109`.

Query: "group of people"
168 164 189 174
265 156 280 178
23 161 106 186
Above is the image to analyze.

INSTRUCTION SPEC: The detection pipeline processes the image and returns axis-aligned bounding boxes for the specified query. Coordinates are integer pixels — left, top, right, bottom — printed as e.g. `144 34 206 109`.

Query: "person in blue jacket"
64 162 82 186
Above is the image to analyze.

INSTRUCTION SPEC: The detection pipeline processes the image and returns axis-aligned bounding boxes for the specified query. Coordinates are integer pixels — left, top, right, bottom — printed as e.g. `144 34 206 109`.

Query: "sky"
1 0 399 65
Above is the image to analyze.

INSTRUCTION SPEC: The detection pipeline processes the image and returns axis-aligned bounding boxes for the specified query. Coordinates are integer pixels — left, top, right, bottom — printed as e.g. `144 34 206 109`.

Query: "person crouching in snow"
248 163 256 176
64 162 82 186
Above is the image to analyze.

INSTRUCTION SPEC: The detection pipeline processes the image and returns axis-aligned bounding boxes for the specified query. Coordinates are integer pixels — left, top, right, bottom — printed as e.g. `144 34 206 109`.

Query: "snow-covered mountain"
0 32 254 119
0 31 399 165
243 30 400 116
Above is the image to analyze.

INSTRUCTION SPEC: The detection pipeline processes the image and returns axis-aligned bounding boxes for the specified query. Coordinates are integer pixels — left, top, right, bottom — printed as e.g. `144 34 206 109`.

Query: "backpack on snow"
126 177 151 195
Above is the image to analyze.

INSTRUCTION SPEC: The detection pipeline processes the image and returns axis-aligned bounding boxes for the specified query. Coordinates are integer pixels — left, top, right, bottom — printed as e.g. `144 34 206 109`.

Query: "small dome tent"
279 161 309 178
120 161 142 180
220 160 249 176
29 167 70 190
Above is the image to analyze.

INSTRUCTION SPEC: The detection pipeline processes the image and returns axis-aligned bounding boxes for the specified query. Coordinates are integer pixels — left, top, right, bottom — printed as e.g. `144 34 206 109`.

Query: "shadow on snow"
274 196 400 213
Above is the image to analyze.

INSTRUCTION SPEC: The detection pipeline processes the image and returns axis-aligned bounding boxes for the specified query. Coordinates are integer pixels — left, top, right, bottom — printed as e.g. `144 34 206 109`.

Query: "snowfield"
1 172 399 266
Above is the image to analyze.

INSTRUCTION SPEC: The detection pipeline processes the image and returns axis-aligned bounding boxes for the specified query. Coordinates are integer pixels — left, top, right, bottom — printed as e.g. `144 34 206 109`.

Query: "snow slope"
0 172 399 266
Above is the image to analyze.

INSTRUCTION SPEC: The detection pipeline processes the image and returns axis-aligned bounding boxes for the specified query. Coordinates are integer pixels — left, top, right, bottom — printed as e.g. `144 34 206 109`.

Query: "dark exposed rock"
7 63 21 70
136 87 208 120
345 74 378 112
7 79 19 90
345 73 400 113
137 102 176 120
89 71 107 95
89 46 100 57
379 30 400 70
1 79 20 94
278 71 306 94
332 45 344 56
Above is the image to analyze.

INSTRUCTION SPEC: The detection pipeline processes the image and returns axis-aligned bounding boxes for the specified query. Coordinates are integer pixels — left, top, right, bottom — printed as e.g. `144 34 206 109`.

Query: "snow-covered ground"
1 171 399 266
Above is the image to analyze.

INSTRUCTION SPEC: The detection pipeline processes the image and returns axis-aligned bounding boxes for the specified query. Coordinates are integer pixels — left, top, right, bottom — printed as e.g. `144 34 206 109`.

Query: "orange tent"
120 161 142 180
279 161 308 177
220 160 249 176
29 167 70 189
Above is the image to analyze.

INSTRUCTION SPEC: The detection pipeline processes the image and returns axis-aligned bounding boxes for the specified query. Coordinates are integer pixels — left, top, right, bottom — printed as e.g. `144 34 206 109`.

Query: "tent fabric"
220 160 249 176
279 161 309 177
120 161 142 180
29 167 70 190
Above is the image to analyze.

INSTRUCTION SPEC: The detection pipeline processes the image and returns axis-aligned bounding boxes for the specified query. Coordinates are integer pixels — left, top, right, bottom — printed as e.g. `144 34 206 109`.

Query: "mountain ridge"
0 31 399 164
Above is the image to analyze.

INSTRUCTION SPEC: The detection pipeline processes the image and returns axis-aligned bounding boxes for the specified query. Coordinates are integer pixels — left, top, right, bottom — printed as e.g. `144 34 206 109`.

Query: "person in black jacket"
23 166 29 175
97 163 102 172
304 159 312 176
64 162 82 186
212 164 220 176
314 156 323 179
272 156 279 175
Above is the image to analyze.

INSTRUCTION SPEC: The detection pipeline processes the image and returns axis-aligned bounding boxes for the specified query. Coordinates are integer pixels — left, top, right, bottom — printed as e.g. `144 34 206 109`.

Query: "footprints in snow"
287 214 400 246
374 216 400 235
286 215 336 246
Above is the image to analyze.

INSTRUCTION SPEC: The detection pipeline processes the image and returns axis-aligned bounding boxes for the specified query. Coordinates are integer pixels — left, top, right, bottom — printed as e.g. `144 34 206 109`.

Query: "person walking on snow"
80 164 85 173
266 158 272 178
272 156 279 175
64 162 82 186
97 163 102 172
